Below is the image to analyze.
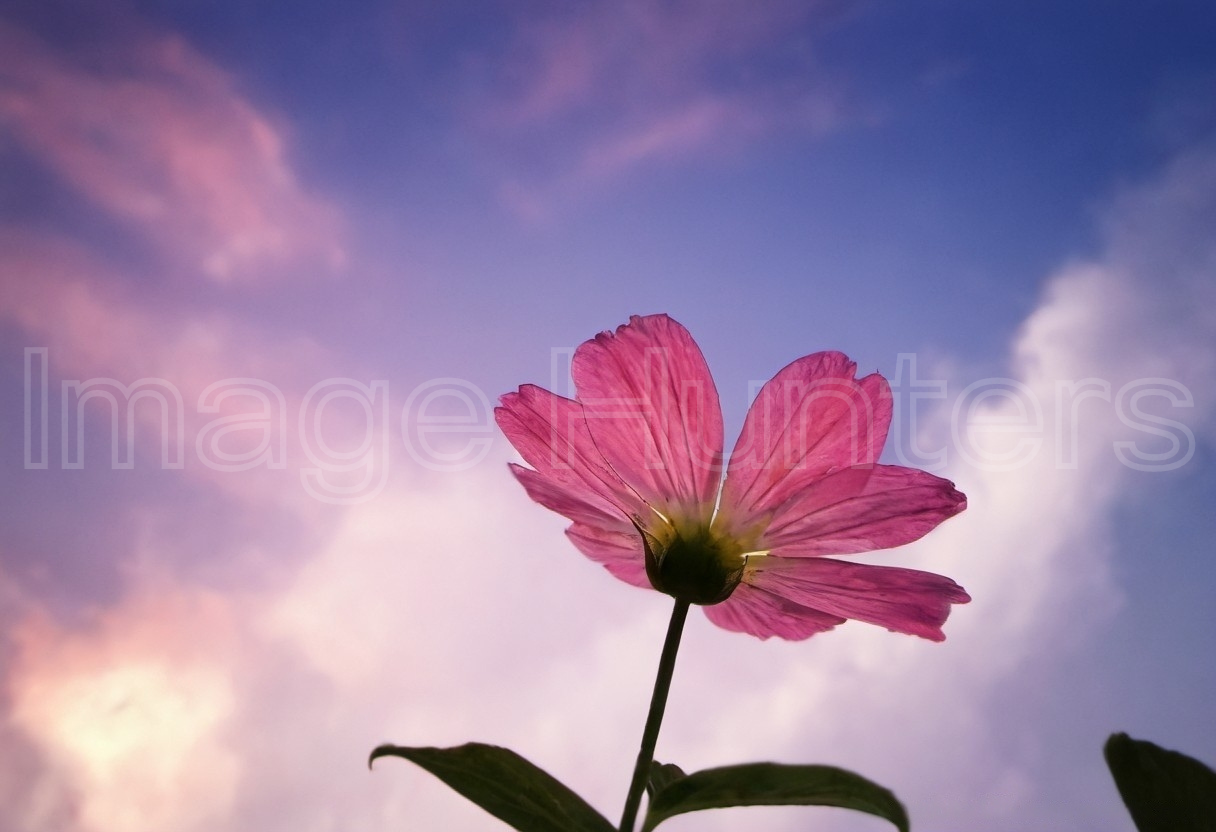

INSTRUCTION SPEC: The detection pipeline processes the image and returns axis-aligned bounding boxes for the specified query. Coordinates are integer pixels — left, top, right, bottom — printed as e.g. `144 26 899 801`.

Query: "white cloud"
716 138 1216 830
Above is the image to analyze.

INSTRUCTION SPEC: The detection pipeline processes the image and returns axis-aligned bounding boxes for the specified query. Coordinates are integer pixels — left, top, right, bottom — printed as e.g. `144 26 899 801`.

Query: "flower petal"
571 314 723 519
566 523 651 589
702 583 845 641
509 464 623 529
745 556 971 642
496 384 642 517
719 352 892 535
760 465 967 557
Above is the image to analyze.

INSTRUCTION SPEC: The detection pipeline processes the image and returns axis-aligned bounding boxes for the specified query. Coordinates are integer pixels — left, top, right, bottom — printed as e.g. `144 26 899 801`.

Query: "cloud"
0 13 379 518
6 127 1215 830
6 586 242 832
0 229 322 382
720 137 1215 829
233 136 1216 832
1 8 1213 823
0 227 360 509
468 0 857 217
0 20 344 282
0 451 670 831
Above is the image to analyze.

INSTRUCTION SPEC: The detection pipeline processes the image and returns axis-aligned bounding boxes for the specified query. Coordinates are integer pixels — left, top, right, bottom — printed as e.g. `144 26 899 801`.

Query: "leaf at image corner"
641 761 909 832
1104 732 1216 832
370 742 616 832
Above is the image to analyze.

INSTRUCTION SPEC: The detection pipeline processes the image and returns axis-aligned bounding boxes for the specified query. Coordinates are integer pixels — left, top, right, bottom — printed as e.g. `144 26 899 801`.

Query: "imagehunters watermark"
21 347 1196 504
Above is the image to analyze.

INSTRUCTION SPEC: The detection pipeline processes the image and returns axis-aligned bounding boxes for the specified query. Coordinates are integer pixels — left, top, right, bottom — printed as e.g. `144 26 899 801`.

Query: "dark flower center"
641 521 745 605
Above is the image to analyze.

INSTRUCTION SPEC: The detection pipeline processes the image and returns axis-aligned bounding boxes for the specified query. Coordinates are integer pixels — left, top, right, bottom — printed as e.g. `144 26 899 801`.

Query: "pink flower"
496 314 969 641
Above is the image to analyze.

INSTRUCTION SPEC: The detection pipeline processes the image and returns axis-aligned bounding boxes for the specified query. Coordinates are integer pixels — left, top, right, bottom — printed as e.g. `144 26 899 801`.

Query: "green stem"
618 598 690 832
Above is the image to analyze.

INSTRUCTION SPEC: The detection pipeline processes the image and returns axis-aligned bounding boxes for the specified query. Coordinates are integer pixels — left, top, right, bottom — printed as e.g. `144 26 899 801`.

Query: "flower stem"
618 598 690 832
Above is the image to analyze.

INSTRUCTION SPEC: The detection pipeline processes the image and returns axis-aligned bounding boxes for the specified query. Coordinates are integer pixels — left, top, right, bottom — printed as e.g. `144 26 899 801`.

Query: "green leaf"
370 742 616 832
641 761 909 832
1104 732 1216 832
647 761 687 798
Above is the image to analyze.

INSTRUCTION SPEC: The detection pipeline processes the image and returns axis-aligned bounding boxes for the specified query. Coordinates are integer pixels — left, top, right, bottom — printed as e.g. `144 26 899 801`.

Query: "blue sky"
1 2 1215 831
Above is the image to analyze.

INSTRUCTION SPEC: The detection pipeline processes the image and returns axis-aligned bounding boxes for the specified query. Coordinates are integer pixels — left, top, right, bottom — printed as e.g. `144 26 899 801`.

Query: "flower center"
640 520 746 606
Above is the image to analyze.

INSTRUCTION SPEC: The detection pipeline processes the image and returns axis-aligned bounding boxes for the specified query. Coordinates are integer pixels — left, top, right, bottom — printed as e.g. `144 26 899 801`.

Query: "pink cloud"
468 0 857 216
7 585 244 832
0 228 387 515
489 0 827 118
578 97 740 180
493 15 601 123
0 229 325 383
0 21 344 282
0 455 665 832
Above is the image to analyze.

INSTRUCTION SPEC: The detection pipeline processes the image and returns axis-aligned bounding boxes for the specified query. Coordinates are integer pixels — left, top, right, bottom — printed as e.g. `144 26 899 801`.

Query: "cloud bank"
1 5 1214 830
3 135 1214 831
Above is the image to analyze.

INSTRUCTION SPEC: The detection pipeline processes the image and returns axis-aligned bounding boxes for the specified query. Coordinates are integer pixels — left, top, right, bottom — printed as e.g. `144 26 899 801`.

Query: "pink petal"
702 583 845 641
759 465 967 557
496 384 642 517
745 556 970 642
571 314 723 519
719 352 892 534
509 464 624 529
566 523 651 589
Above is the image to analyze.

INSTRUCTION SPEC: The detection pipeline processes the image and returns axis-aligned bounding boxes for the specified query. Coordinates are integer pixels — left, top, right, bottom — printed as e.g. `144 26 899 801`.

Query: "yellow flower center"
639 518 747 605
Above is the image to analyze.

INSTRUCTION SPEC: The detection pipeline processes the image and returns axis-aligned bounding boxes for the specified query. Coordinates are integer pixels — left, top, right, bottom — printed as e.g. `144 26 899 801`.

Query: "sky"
1 1 1215 831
